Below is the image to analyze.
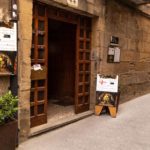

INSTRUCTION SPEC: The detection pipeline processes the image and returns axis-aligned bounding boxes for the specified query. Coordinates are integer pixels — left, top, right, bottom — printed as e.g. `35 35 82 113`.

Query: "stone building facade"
0 0 150 143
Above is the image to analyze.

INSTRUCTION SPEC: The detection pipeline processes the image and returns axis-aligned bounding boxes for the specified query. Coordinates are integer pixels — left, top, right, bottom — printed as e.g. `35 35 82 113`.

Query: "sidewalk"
17 94 150 150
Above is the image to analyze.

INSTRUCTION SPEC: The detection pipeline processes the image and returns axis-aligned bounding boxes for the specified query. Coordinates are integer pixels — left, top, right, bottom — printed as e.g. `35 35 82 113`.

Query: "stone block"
139 52 150 62
119 37 128 51
114 62 130 74
120 51 139 62
143 31 150 43
136 72 149 83
128 39 139 51
18 40 32 62
135 62 150 72
87 2 94 14
18 90 30 109
119 73 138 85
143 42 150 53
126 27 139 40
18 0 33 15
18 14 32 40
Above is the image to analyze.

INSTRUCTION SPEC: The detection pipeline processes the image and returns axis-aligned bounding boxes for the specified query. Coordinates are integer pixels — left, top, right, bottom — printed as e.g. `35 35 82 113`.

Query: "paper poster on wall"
0 23 17 51
96 74 118 93
114 47 120 62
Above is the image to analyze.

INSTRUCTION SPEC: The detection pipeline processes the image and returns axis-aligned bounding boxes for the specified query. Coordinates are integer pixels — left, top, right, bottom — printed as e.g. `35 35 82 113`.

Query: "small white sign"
0 23 17 51
96 74 118 93
67 0 78 7
114 47 120 62
32 64 43 71
108 47 115 55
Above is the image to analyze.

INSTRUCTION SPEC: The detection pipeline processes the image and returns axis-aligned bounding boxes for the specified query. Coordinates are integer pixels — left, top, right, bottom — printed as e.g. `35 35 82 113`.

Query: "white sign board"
96 74 118 93
67 0 78 7
0 23 17 51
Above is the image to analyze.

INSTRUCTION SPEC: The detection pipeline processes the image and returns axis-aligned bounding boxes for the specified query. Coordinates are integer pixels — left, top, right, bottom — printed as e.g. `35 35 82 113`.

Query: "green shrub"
0 91 18 125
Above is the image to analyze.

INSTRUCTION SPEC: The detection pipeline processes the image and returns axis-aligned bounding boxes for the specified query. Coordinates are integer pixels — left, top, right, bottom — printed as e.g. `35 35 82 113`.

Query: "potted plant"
0 91 18 150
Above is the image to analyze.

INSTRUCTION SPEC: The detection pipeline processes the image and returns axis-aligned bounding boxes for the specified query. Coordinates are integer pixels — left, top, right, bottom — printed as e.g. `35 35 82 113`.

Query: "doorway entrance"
30 2 92 127
47 19 76 122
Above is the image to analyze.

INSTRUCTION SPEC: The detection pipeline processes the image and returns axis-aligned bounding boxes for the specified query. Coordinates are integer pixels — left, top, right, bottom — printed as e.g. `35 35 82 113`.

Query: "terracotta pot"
0 120 18 150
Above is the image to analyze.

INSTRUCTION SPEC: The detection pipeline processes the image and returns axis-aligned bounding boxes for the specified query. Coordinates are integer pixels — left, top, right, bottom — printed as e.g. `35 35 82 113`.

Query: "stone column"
18 0 33 143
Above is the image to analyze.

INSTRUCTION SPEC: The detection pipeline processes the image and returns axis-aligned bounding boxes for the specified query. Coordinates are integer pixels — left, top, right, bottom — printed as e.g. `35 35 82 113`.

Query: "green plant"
0 91 18 125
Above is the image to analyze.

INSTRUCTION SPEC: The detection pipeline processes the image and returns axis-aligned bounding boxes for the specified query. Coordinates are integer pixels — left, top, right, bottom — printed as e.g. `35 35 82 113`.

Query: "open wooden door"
75 17 92 113
30 3 48 127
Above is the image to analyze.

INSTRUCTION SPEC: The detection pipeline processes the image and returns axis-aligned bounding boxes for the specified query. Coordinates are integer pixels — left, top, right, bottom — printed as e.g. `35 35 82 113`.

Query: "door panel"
30 3 92 127
75 17 91 113
30 3 48 127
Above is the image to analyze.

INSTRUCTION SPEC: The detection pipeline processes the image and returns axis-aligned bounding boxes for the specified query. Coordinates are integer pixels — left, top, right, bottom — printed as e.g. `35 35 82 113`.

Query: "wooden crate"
31 66 47 80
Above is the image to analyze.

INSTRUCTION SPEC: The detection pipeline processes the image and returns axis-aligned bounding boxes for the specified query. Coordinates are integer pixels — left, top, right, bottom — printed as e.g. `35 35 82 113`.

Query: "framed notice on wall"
96 74 118 93
0 23 17 51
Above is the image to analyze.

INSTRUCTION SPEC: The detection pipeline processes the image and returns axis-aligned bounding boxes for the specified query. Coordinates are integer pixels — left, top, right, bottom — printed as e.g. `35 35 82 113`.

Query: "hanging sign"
0 23 17 51
96 74 118 93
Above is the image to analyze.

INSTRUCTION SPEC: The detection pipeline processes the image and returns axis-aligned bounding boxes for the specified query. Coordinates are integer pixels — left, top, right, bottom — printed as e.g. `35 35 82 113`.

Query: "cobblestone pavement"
17 94 150 150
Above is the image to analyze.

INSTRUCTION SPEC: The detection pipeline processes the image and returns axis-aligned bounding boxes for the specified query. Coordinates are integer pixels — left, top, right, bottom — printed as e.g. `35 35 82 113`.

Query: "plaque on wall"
0 23 17 51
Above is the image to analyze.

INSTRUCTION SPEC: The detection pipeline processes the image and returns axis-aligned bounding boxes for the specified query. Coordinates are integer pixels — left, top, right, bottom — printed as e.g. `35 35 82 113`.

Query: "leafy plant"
0 91 18 125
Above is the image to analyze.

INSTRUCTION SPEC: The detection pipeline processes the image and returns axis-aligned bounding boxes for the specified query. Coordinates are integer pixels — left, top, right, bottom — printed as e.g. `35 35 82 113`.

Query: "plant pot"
0 120 18 150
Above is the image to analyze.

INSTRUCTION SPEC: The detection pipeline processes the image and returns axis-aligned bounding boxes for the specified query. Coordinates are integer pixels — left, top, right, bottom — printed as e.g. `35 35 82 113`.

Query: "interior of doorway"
47 18 76 123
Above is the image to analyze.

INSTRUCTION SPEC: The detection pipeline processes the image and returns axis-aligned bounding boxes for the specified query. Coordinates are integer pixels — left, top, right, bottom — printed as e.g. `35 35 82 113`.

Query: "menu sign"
96 74 118 93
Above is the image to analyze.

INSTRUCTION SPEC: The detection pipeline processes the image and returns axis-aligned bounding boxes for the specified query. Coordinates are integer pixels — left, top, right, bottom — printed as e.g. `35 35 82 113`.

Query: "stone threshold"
29 110 94 137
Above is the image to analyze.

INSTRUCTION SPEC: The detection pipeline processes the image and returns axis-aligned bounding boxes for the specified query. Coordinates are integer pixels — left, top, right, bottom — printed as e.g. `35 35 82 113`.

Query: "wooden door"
75 17 91 113
30 3 48 127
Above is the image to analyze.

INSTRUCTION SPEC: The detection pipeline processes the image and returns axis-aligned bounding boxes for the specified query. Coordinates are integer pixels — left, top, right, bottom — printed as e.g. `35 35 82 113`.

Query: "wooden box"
31 66 47 80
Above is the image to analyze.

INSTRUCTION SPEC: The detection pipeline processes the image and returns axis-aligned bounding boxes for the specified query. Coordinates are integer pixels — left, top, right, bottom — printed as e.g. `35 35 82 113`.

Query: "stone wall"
17 0 33 143
1 0 150 142
98 0 150 101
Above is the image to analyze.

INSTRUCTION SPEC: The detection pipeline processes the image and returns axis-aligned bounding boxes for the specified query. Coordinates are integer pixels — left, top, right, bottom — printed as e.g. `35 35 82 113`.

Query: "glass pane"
31 48 34 59
80 18 84 27
80 41 84 49
80 29 84 38
31 81 35 88
85 52 90 60
78 96 84 104
84 95 89 103
79 64 84 71
38 91 44 101
38 80 45 87
30 92 34 102
85 74 90 82
38 104 44 114
86 42 90 50
38 49 44 59
38 20 45 31
85 85 89 92
30 106 34 116
32 19 35 30
78 85 83 93
79 52 84 60
32 33 35 44
86 30 90 38
38 35 44 45
86 18 91 28
38 5 45 16
85 63 90 71
79 74 84 82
